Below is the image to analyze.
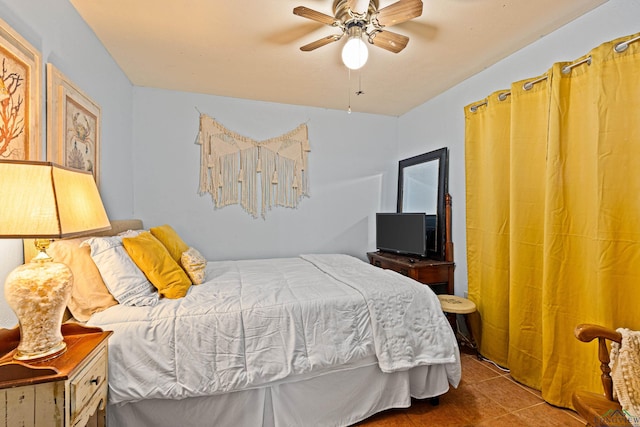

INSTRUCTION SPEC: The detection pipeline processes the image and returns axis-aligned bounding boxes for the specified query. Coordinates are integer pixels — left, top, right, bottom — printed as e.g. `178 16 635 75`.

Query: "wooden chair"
572 323 632 427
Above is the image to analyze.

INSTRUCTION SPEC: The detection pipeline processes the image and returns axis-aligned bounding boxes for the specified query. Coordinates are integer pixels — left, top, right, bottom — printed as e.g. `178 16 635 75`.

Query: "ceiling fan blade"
369 30 409 53
375 0 423 27
293 6 339 26
300 34 343 51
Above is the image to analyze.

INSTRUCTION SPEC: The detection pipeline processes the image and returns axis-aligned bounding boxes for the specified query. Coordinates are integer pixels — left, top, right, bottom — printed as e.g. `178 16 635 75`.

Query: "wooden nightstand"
0 324 112 427
367 251 455 295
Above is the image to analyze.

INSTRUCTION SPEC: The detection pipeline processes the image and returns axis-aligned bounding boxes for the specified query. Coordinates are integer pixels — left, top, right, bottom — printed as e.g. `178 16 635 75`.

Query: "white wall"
1 0 135 217
0 0 134 327
398 0 640 296
132 88 399 261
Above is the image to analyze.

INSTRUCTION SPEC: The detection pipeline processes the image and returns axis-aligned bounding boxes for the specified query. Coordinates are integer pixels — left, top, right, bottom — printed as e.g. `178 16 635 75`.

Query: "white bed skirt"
108 359 452 427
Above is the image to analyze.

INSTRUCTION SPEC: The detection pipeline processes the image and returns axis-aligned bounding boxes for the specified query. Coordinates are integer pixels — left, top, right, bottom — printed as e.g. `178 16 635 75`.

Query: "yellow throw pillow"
48 238 118 321
181 247 207 285
122 231 192 299
150 224 189 264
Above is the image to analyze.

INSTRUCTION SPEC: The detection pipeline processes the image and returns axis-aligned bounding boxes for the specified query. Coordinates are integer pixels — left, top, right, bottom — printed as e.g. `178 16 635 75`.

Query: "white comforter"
88 254 460 405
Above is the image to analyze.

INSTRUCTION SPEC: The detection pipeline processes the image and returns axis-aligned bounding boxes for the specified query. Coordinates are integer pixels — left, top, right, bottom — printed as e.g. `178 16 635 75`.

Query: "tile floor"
354 350 587 426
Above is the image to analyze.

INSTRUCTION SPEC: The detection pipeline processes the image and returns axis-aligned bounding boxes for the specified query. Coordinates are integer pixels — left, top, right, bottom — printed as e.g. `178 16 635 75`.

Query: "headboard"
23 219 144 262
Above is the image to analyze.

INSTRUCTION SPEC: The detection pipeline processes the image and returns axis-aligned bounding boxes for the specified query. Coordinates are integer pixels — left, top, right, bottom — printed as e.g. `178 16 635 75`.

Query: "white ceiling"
70 0 606 116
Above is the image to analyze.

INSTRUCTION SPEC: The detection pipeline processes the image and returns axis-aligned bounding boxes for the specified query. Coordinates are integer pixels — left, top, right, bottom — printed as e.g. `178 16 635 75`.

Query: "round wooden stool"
437 295 478 355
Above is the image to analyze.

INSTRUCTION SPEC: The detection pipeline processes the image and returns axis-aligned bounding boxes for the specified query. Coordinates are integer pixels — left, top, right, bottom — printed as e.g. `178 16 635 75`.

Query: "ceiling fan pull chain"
356 73 365 96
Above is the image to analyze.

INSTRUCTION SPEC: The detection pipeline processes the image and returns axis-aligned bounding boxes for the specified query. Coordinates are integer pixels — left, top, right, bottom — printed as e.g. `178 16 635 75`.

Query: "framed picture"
47 63 101 187
0 17 41 161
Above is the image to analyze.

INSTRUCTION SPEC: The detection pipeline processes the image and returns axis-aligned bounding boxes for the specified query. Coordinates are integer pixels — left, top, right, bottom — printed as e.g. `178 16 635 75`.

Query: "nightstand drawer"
70 345 107 422
0 325 111 427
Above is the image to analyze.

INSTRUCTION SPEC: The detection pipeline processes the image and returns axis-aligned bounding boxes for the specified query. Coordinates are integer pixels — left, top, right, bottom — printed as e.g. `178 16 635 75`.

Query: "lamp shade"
0 160 110 238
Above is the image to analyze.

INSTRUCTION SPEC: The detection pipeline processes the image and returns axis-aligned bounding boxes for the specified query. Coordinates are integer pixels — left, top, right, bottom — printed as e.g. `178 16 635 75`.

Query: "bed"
38 220 461 427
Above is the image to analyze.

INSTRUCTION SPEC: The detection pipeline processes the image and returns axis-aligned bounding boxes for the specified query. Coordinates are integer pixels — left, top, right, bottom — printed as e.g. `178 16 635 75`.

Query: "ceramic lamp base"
4 261 72 361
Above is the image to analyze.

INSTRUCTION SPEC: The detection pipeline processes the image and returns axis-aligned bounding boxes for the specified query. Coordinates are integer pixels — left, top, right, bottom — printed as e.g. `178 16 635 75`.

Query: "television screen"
376 213 432 257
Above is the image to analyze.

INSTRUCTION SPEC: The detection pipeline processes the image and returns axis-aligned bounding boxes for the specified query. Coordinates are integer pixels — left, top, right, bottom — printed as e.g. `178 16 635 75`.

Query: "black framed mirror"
397 147 448 260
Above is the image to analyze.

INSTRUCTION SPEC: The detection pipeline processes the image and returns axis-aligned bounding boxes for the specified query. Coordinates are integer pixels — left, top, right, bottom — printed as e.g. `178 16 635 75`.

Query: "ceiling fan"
293 0 423 70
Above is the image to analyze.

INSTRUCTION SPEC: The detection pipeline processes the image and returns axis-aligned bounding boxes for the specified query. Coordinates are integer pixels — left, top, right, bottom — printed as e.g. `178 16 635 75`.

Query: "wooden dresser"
0 324 111 427
367 251 454 295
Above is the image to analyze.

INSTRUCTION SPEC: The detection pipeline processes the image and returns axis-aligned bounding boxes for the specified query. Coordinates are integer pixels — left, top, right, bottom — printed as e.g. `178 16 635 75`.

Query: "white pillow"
82 235 159 307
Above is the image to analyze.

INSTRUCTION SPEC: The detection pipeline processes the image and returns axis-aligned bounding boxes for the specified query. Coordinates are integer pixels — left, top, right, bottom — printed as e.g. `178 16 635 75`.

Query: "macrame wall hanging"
196 114 310 218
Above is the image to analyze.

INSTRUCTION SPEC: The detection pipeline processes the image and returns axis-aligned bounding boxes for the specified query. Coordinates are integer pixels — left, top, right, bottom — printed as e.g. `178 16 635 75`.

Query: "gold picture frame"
0 16 42 161
47 63 101 187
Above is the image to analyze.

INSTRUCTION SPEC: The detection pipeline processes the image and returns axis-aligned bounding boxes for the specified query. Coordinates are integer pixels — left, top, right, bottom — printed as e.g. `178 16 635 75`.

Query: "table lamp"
0 160 110 360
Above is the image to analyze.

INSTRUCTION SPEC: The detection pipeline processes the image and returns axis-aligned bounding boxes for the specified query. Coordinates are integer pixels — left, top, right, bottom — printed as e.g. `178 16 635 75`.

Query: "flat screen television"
376 213 436 257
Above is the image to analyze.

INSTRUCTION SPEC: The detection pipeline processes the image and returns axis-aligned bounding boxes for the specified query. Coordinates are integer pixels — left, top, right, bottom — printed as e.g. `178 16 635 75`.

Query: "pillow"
122 232 192 299
118 229 144 237
82 236 159 307
150 224 189 264
181 247 207 285
47 238 118 322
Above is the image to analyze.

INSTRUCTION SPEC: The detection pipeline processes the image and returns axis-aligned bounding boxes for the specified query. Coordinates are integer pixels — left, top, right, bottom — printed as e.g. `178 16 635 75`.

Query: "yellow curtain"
465 32 640 408
507 72 550 391
541 35 640 407
464 91 511 367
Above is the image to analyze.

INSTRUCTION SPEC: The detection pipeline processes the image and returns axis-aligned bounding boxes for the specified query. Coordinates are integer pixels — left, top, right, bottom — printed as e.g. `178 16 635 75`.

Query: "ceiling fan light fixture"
341 25 368 70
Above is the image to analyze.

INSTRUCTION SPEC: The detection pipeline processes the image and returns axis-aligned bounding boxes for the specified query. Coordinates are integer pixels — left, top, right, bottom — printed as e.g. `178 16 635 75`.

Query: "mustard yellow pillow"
150 224 189 264
122 231 191 299
181 247 207 285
